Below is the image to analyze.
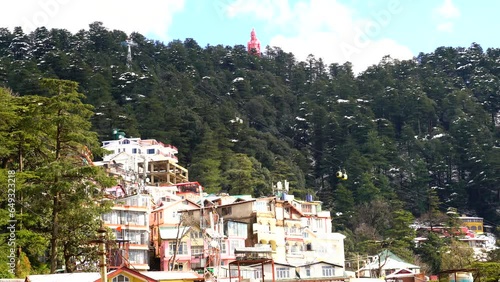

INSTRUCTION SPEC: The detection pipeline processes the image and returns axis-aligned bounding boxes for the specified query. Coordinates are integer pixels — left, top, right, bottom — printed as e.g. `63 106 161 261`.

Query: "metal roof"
159 226 191 239
25 273 100 282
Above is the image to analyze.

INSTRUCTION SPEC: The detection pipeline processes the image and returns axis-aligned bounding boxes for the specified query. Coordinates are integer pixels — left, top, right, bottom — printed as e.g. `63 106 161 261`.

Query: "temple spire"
247 28 261 56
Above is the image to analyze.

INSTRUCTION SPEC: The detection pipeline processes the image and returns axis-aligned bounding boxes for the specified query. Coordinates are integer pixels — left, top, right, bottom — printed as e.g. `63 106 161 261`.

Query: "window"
220 241 227 254
277 267 290 278
255 269 262 279
322 266 334 277
169 263 184 271
229 240 244 255
254 201 271 212
317 219 324 228
191 245 204 255
191 230 203 239
169 241 188 255
122 139 130 144
302 204 312 213
222 207 232 216
112 275 129 282
306 243 312 251
305 267 311 277
132 148 137 154
123 230 148 245
147 149 155 154
225 221 247 237
172 211 180 219
129 250 147 264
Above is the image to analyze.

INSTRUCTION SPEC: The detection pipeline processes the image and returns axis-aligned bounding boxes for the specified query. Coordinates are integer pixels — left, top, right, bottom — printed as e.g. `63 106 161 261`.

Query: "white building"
102 193 152 271
357 250 420 278
97 136 189 271
101 138 179 163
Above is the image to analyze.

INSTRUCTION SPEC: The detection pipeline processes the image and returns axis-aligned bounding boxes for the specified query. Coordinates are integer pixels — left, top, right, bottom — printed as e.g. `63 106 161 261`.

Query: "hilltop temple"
247 28 261 56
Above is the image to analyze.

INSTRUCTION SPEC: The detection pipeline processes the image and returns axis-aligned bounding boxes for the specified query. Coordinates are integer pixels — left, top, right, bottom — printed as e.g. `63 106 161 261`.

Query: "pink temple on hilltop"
247 28 261 56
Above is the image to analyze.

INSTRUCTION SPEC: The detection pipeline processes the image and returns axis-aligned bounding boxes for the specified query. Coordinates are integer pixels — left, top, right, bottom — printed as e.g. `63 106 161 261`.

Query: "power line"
195 68 500 228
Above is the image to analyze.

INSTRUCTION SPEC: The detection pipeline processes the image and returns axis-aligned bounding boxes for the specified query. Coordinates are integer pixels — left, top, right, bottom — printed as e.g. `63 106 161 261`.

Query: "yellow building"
24 267 156 282
458 216 484 234
24 266 203 282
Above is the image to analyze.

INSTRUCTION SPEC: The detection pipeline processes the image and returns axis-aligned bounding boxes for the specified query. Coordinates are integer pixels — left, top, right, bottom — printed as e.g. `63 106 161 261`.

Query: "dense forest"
0 22 499 276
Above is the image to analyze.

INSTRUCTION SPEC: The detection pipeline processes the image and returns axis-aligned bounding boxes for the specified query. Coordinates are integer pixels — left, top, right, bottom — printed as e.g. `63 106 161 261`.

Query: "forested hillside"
0 22 499 274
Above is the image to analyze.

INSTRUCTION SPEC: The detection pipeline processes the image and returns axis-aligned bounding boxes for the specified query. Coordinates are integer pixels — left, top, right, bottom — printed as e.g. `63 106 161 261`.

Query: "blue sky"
3 0 500 74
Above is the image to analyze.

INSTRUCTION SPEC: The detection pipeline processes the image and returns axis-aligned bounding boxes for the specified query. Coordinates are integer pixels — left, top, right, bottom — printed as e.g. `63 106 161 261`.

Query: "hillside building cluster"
23 134 494 282
92 135 346 281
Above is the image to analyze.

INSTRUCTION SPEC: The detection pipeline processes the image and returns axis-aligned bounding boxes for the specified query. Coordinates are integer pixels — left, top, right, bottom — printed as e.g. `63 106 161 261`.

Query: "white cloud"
226 0 414 75
437 22 454 32
434 0 460 19
0 0 185 41
433 0 460 33
226 0 293 24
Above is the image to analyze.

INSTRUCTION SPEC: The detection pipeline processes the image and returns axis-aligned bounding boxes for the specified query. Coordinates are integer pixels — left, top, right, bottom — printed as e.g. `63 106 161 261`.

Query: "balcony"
286 252 304 259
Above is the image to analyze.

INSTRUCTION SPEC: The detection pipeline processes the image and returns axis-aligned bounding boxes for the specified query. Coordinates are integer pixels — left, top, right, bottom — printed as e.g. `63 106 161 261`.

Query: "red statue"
247 28 261 56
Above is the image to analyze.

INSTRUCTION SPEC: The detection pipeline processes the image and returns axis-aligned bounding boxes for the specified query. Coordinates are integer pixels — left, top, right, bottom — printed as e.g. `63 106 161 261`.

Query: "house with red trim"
24 266 202 282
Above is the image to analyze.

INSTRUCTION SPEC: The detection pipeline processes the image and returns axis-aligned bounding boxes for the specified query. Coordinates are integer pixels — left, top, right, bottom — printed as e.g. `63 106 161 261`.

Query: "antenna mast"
122 37 138 69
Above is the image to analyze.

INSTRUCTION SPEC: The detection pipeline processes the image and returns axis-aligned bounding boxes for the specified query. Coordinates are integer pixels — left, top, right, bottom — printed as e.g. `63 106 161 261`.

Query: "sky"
2 0 500 75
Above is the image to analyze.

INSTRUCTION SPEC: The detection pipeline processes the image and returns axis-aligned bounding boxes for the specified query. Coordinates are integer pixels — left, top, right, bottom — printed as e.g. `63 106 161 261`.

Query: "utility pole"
356 253 360 278
96 226 108 282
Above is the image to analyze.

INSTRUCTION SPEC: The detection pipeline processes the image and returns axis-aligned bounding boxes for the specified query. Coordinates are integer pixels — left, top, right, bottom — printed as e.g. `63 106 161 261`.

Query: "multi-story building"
102 192 152 270
150 198 200 270
292 197 345 267
96 134 347 278
101 137 179 163
458 215 484 234
251 192 346 269
96 135 191 271
159 196 253 275
98 137 188 187
172 184 347 280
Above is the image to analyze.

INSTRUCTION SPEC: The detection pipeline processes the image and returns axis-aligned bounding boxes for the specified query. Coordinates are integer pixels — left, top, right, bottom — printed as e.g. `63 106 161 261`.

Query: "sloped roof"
297 260 344 268
25 273 101 282
359 250 420 271
141 271 202 280
386 268 418 278
105 267 156 282
25 267 158 282
159 226 191 239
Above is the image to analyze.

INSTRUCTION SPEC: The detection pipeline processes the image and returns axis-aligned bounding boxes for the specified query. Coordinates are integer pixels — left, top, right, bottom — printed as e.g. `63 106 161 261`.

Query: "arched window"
112 275 129 282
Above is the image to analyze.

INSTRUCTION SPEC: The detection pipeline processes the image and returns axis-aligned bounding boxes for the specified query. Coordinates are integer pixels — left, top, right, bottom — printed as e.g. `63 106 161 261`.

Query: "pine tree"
23 79 115 273
189 128 222 194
